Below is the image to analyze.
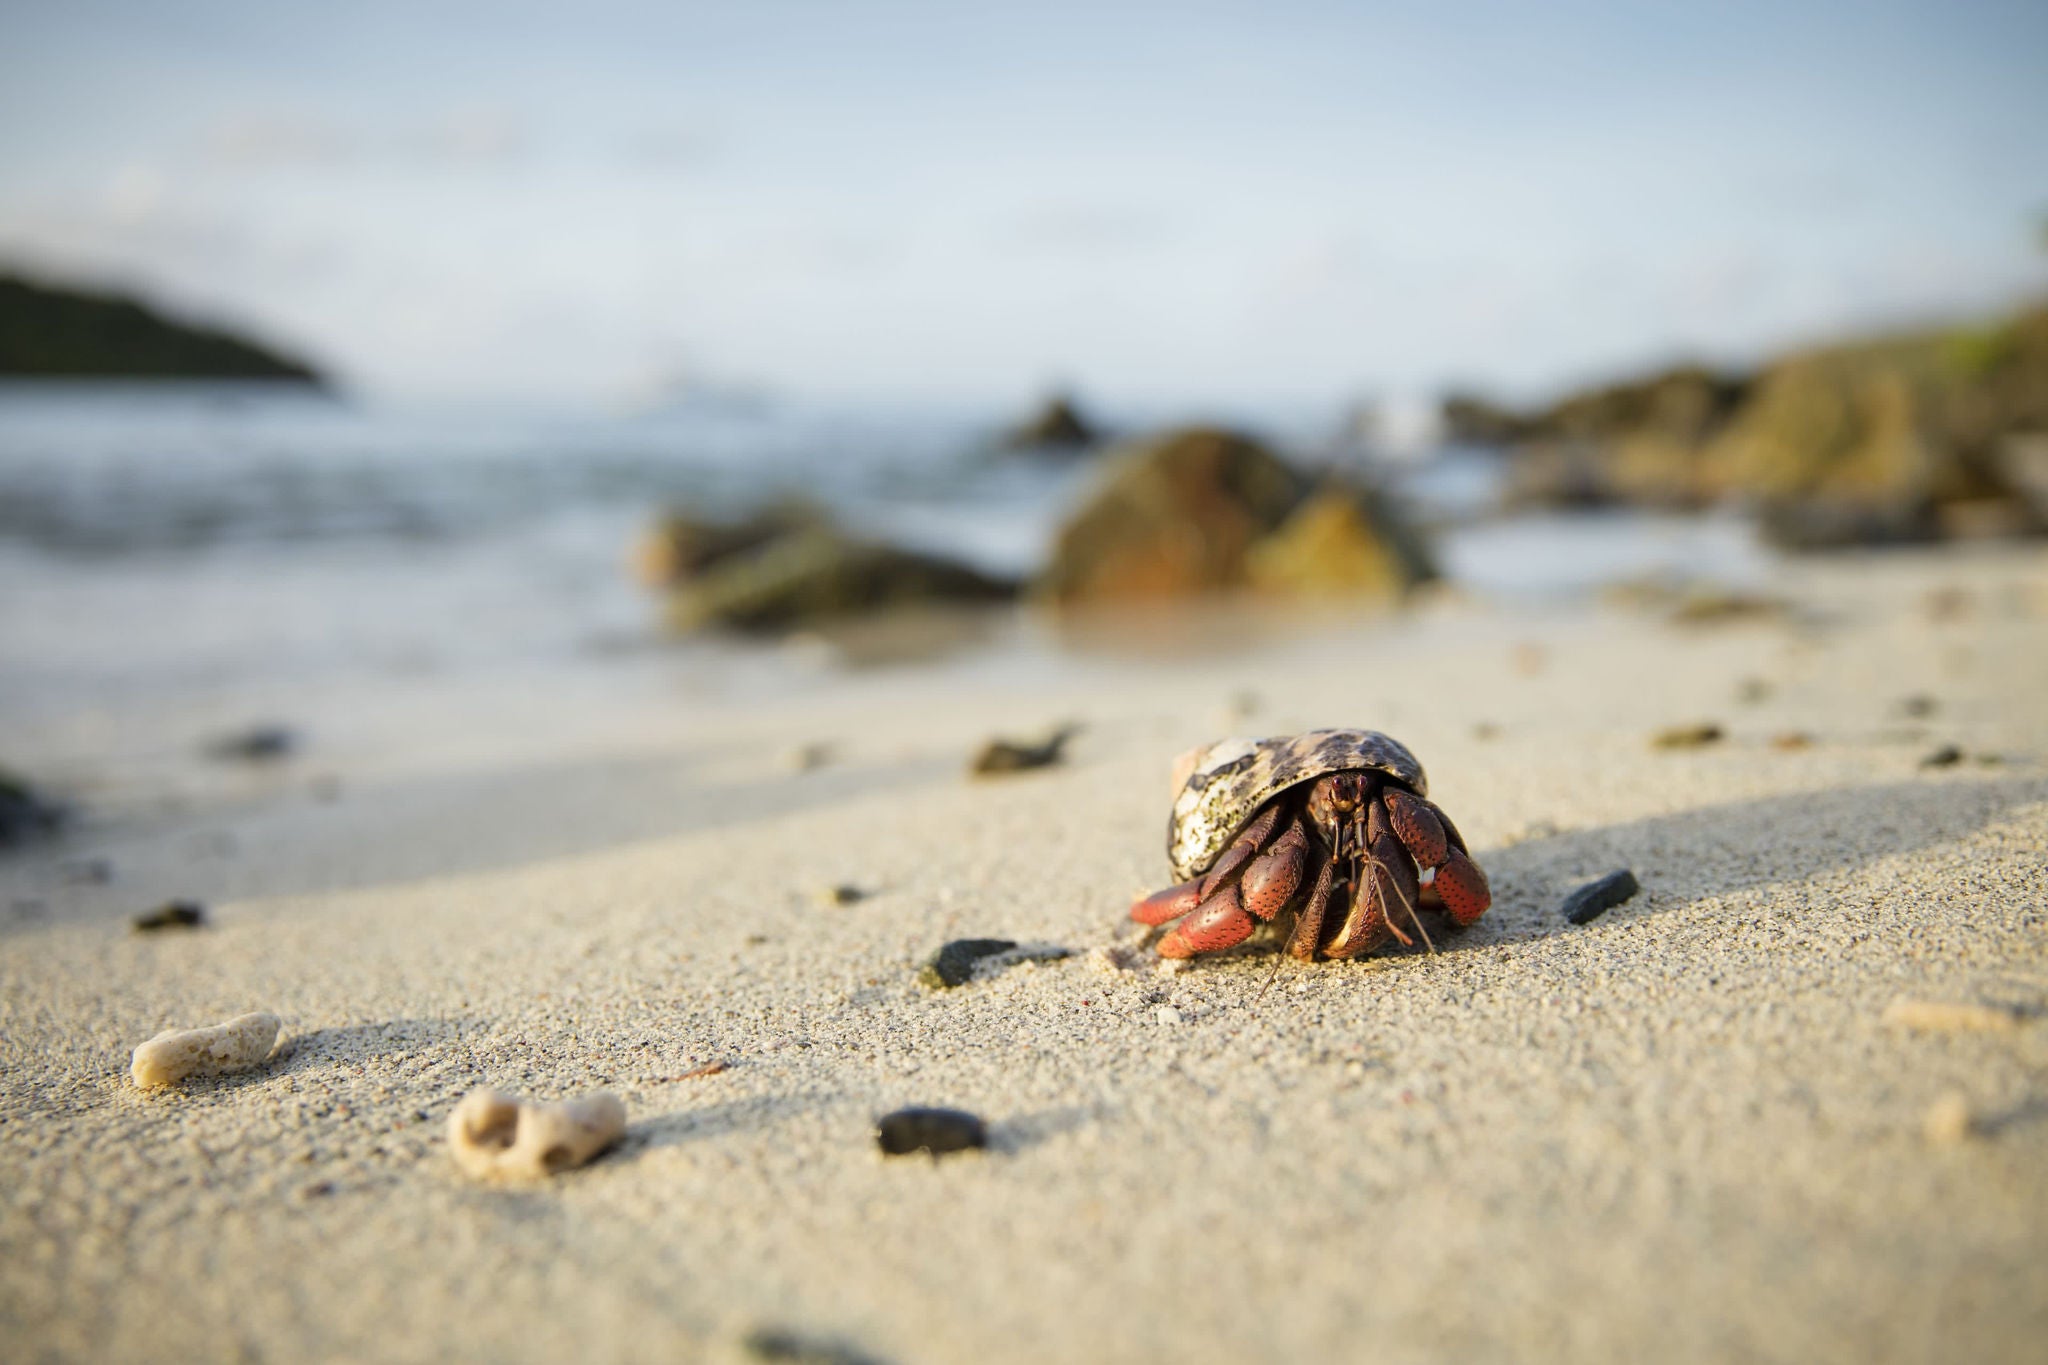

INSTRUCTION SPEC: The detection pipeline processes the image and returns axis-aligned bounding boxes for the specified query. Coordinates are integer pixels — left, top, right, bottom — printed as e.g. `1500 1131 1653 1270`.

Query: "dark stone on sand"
133 901 206 932
742 1325 889 1365
203 724 297 763
1001 393 1098 451
1562 869 1640 925
1920 745 1964 769
1038 427 1434 606
1650 722 1723 750
970 724 1080 776
919 938 1018 989
875 1106 988 1157
0 767 66 848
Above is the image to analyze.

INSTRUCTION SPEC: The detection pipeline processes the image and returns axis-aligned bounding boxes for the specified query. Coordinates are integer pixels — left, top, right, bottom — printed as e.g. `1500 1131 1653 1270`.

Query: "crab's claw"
1432 849 1491 925
1131 878 1204 926
1158 885 1256 958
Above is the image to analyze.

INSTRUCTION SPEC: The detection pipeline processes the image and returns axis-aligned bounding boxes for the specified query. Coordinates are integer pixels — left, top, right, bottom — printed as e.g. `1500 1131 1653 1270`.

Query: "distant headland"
0 272 325 384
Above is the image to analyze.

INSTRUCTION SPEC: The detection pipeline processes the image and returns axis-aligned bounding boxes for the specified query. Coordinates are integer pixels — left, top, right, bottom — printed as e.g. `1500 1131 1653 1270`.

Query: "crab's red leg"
1432 849 1492 926
1283 857 1337 961
1239 818 1307 921
1323 859 1390 959
1381 790 1448 869
1158 885 1256 958
1382 789 1490 925
1197 802 1285 900
1369 829 1423 941
1130 877 1205 926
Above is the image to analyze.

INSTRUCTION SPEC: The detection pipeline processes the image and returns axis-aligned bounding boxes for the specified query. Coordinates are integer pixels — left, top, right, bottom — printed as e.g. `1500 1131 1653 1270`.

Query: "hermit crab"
1131 730 1491 960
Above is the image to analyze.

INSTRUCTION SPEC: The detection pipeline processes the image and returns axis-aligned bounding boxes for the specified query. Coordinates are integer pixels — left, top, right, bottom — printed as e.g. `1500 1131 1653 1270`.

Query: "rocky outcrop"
0 767 65 847
1450 302 2048 545
0 273 323 382
1001 393 1099 452
1037 427 1434 606
631 503 827 588
658 524 1016 634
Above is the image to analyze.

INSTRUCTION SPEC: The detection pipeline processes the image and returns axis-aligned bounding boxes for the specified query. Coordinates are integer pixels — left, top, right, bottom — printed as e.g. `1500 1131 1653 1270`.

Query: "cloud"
199 106 530 170
620 125 714 170
207 113 357 168
994 201 1172 255
406 105 528 164
102 163 170 225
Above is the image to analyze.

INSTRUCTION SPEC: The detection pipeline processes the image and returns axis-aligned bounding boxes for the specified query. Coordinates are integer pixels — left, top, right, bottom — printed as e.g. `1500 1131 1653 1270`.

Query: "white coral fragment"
447 1088 626 1180
130 1011 281 1089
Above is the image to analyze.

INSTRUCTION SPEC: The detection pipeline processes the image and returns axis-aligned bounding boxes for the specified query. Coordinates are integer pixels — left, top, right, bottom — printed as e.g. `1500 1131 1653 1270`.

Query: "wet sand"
3 546 2046 1363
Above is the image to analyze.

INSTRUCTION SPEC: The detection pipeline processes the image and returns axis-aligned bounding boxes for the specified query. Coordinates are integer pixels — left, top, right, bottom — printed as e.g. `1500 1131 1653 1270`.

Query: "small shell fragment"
876 1106 987 1157
130 1011 280 1088
447 1088 626 1180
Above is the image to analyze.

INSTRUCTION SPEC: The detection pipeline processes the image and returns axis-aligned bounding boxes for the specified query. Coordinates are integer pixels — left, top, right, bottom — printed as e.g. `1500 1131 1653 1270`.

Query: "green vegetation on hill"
0 273 323 382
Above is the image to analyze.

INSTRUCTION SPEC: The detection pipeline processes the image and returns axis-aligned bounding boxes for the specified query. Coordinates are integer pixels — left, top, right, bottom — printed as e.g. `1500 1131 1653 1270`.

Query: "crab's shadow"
1190 771 2043 972
1421 771 2046 956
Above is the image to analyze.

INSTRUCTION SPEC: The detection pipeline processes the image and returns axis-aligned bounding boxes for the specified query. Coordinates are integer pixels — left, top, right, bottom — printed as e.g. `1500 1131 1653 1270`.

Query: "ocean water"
0 383 1773 702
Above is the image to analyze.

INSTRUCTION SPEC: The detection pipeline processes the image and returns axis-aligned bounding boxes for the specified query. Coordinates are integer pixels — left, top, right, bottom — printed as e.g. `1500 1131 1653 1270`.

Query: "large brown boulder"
1037 427 1434 606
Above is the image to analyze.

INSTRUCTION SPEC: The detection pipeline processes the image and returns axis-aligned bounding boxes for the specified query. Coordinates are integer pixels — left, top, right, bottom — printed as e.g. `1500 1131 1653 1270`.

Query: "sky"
1 0 2044 409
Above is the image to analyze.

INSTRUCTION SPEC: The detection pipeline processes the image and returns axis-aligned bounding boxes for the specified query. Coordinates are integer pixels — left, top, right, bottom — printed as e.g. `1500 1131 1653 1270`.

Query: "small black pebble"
742 1326 886 1365
1562 870 1640 925
969 723 1081 776
918 937 1016 988
1920 744 1963 769
133 900 207 933
876 1106 988 1157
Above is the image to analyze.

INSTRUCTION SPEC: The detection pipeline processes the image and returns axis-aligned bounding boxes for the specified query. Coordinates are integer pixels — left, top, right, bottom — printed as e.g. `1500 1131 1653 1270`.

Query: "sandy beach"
3 544 2046 1363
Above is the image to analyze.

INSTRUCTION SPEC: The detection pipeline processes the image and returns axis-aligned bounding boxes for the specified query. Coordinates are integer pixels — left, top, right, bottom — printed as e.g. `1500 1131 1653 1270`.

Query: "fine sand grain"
2 547 2045 1363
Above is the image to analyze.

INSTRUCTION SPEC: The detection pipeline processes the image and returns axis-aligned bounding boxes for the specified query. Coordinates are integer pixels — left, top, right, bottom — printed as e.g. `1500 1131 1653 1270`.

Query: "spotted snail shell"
1165 729 1427 882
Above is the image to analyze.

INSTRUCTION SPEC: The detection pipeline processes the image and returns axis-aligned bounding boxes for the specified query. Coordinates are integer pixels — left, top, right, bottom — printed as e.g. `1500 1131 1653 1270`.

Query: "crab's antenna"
1363 850 1436 954
1254 946 1287 1003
